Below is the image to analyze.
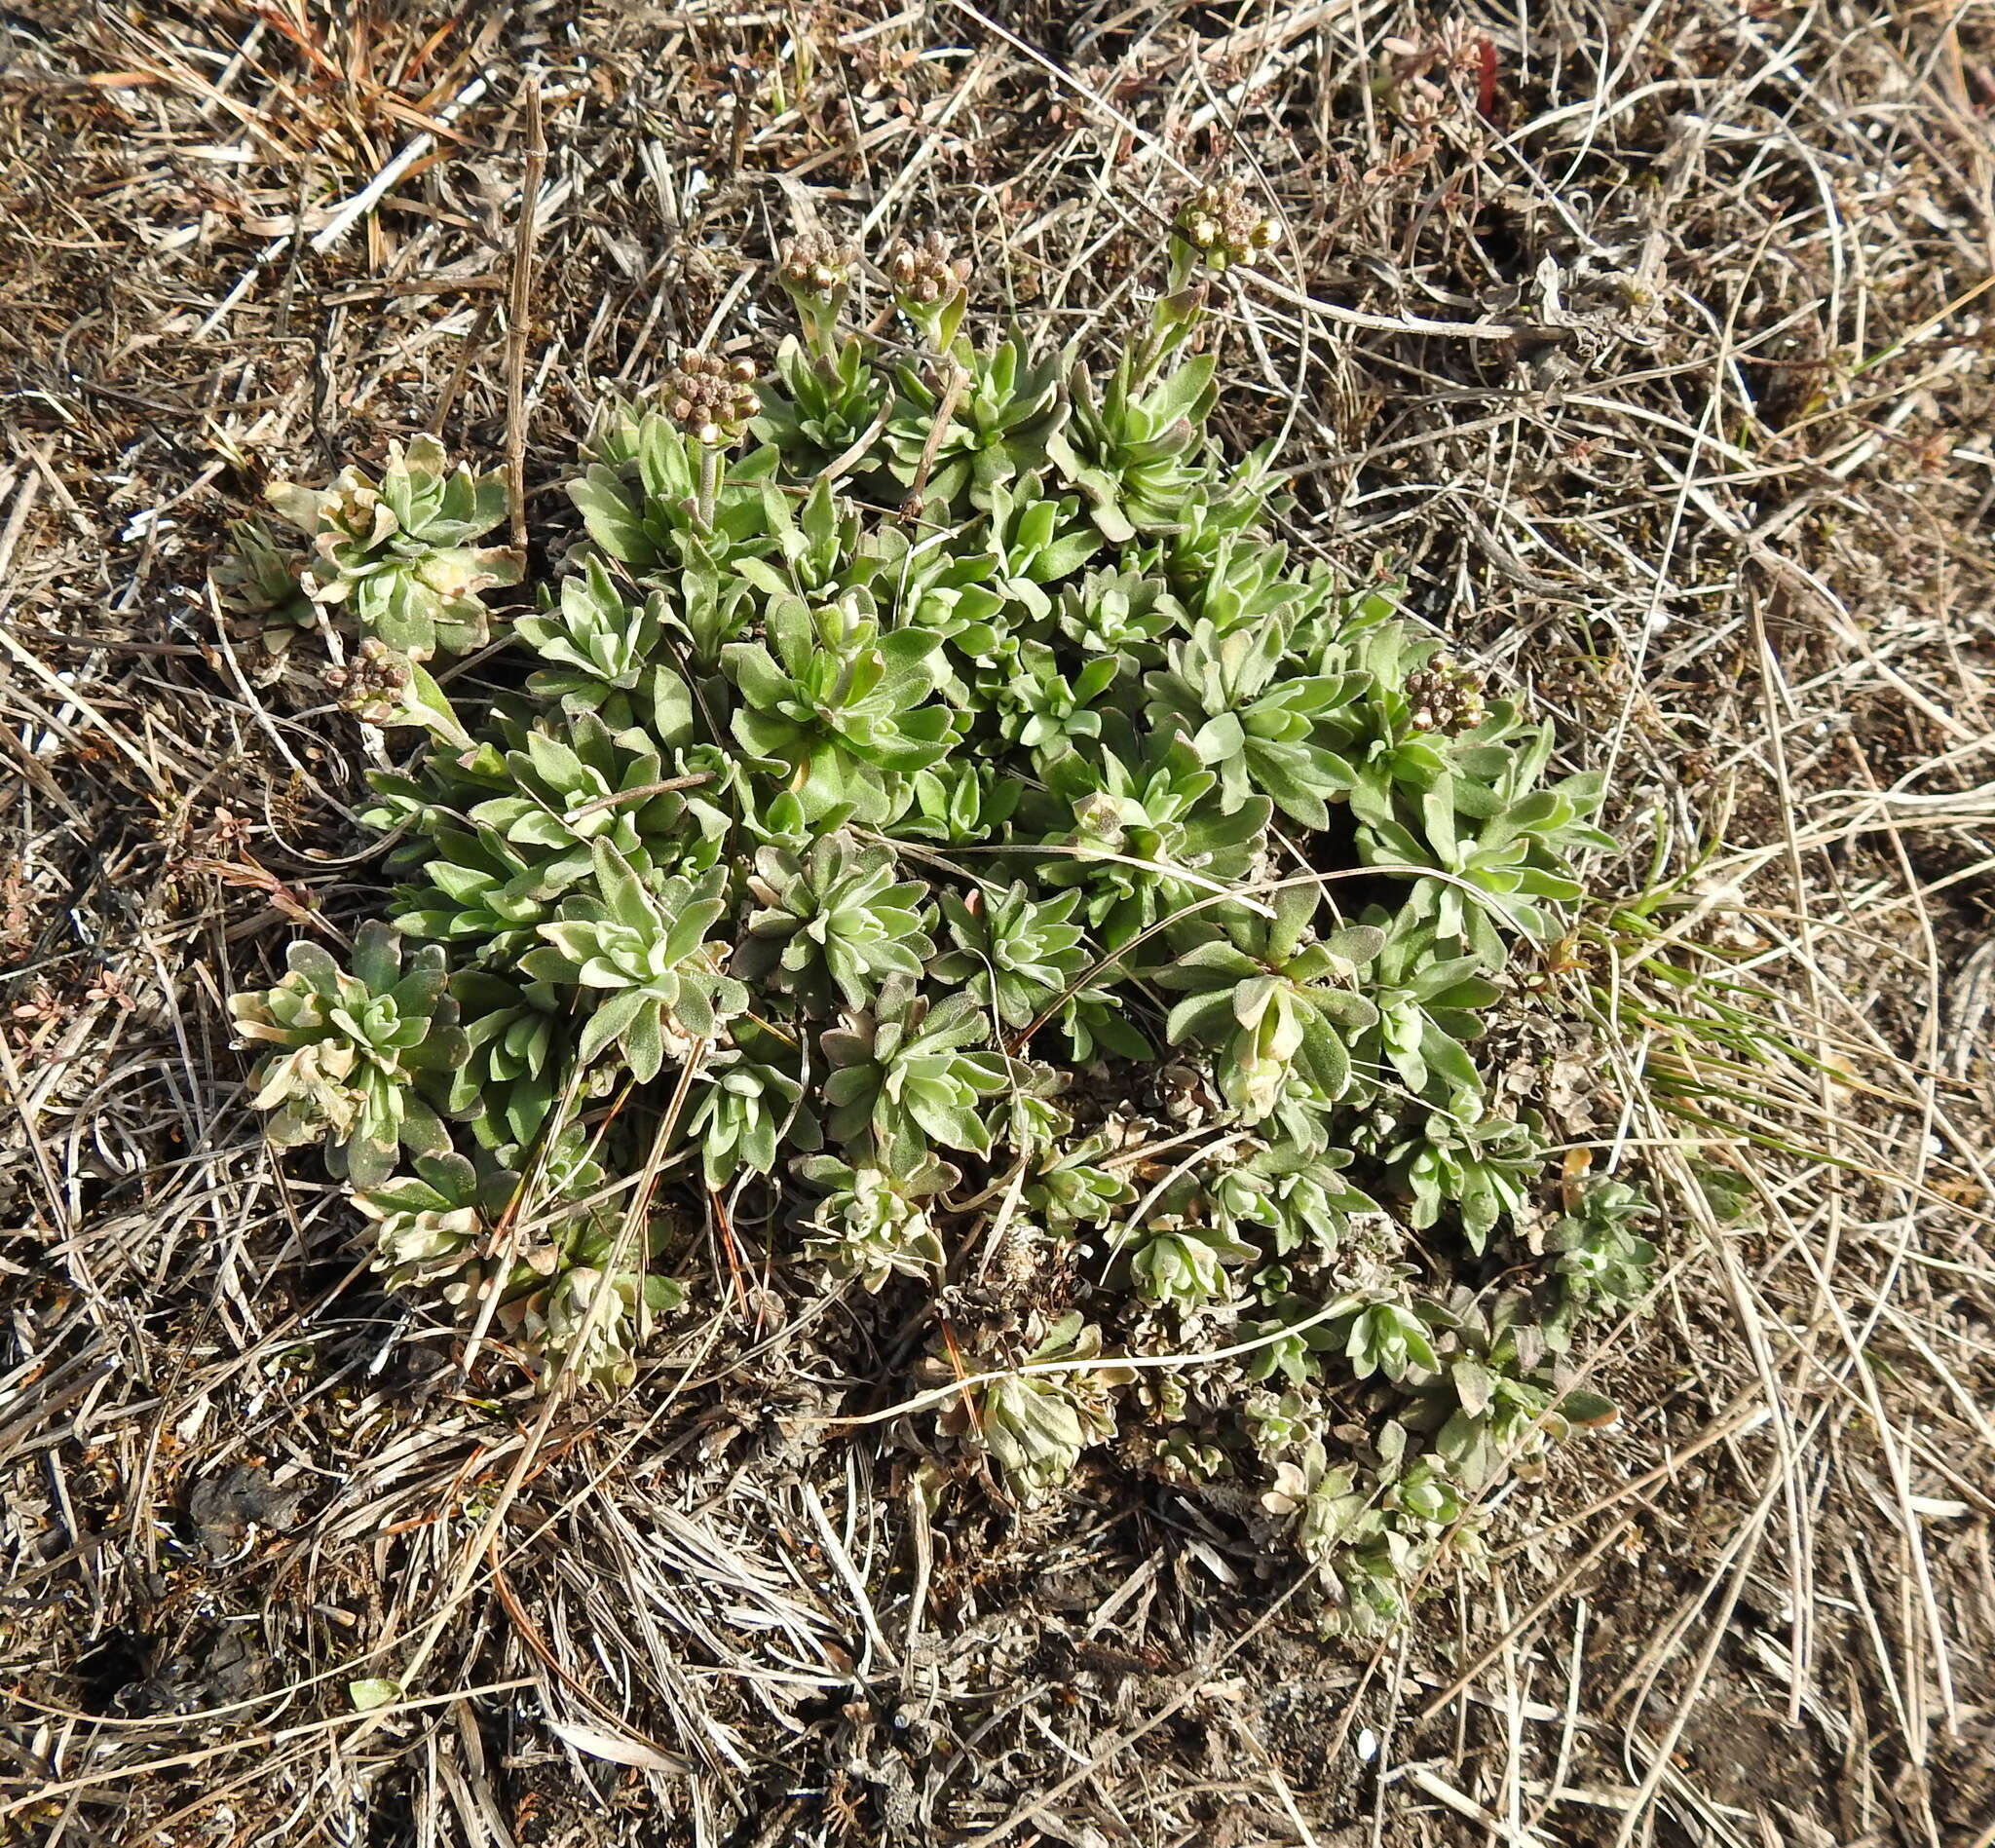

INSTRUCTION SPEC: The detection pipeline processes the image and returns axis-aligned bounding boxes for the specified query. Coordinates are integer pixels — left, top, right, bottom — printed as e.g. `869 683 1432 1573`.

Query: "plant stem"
696 443 720 531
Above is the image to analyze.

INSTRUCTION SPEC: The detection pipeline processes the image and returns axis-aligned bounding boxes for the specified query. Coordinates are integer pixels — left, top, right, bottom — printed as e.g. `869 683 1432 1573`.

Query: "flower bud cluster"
777 231 857 297
1403 656 1487 735
664 351 760 446
1178 178 1281 270
325 636 411 726
885 230 970 307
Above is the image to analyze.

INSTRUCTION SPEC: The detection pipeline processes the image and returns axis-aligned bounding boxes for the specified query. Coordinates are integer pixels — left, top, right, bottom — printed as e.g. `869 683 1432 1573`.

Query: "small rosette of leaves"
1024 1130 1137 1230
990 639 1120 756
737 833 934 1012
513 553 673 714
1152 886 1382 1122
754 333 888 476
982 483 1101 624
392 823 568 962
214 517 319 657
508 1255 687 1391
885 337 1068 508
446 971 566 1152
1146 620 1363 828
1336 1291 1447 1383
931 882 1089 1032
1384 1109 1545 1254
266 434 521 660
357 1150 508 1302
230 923 467 1188
1035 735 1269 950
820 976 1014 1169
796 1151 956 1289
901 761 1021 846
1216 1143 1378 1263
940 1313 1133 1498
687 1036 819 1188
1057 569 1184 677
723 594 954 824
1128 1219 1257 1308
521 847 746 1082
567 398 784 602
1050 350 1219 543
455 710 719 901
1358 731 1614 961
1353 909 1502 1106
1393 1287 1620 1495
1543 1179 1657 1348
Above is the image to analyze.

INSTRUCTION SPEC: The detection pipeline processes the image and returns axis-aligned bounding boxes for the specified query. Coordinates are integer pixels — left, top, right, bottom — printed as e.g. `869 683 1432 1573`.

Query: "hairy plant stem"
696 443 721 530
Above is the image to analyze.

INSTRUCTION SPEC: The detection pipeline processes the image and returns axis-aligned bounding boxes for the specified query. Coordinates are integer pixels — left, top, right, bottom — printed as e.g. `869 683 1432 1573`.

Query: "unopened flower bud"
885 230 969 309
660 349 761 446
327 636 413 727
1177 178 1283 271
776 231 856 298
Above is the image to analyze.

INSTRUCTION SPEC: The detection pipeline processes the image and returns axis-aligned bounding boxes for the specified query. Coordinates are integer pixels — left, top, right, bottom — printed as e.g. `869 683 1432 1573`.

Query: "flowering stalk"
775 231 857 361
885 231 970 356
1126 180 1286 390
660 351 759 528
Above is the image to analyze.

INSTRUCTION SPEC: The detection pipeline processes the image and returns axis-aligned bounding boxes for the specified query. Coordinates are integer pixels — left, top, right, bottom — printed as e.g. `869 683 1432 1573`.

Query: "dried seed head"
1402 655 1487 735
661 350 760 446
777 230 857 297
885 230 969 307
993 1223 1043 1291
1177 178 1282 270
